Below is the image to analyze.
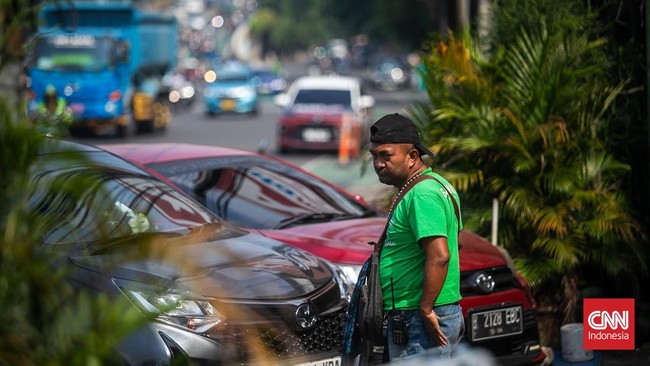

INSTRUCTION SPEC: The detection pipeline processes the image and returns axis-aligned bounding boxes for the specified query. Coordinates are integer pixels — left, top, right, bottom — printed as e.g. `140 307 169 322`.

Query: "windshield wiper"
275 212 355 229
89 232 182 255
357 208 381 218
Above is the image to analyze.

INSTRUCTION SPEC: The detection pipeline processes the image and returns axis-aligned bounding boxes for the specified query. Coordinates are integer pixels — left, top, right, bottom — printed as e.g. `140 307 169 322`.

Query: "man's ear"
408 147 420 165
409 147 420 160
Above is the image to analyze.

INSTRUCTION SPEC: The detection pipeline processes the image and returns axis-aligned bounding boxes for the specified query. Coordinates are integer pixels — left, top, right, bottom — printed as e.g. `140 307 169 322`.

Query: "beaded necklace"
387 170 424 216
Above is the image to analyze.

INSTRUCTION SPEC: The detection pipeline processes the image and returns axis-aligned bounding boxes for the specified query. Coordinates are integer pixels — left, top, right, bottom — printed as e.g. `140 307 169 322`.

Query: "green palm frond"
532 236 583 267
578 152 630 188
500 185 542 220
416 21 644 324
514 256 561 288
436 169 484 192
533 206 570 237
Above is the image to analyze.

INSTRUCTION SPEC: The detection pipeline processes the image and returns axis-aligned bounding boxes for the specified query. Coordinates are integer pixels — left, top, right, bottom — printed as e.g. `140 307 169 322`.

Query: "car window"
216 74 249 83
29 151 223 246
149 157 368 229
293 89 352 107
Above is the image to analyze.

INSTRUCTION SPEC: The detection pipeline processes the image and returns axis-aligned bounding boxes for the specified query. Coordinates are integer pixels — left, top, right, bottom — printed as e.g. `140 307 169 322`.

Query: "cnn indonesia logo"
583 298 635 350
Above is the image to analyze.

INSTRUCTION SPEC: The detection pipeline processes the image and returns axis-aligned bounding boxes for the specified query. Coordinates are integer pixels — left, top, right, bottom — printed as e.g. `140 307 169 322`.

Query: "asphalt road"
72 79 428 207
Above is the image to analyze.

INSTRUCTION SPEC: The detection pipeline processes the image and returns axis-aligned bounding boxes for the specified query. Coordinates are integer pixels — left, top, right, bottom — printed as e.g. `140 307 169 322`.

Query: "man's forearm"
419 236 450 314
419 261 448 314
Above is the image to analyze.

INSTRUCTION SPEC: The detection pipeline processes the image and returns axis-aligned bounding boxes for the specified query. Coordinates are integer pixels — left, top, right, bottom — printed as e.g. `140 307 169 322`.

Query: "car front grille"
207 279 348 364
225 306 347 363
460 266 517 296
244 309 345 357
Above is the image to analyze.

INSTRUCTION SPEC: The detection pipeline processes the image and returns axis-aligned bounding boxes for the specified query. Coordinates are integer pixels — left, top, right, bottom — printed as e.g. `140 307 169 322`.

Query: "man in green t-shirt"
368 113 464 362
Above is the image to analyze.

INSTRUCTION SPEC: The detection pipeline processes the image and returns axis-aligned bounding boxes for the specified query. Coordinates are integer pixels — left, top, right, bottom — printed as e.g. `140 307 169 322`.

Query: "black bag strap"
428 175 461 234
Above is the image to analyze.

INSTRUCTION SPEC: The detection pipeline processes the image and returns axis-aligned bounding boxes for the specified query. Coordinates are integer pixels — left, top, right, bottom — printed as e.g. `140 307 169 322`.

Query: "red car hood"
254 217 509 271
256 217 385 265
457 231 510 270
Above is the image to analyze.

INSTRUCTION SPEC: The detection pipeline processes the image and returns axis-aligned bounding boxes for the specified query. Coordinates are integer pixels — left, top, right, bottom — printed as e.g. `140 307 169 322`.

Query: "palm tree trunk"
561 270 579 324
1 14 28 121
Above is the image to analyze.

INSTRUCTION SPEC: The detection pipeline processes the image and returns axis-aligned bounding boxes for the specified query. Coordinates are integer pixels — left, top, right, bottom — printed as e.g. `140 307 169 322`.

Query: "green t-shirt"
379 168 462 310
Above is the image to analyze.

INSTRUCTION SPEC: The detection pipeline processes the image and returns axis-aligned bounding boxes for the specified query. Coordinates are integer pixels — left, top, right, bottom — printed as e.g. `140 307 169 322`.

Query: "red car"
274 76 375 155
102 143 546 365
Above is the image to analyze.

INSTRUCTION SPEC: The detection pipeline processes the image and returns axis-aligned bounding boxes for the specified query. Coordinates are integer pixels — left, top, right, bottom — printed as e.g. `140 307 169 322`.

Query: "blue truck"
26 0 177 136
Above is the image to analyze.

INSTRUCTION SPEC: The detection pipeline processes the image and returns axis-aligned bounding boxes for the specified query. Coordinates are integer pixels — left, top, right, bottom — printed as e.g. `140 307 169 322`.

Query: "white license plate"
470 305 523 341
302 128 331 142
293 356 341 366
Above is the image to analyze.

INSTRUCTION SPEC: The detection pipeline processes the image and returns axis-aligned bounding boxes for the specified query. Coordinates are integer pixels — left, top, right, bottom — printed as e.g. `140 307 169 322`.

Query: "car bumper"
280 137 341 152
114 321 231 365
278 124 360 152
468 308 546 365
204 96 257 114
116 317 346 366
461 293 545 365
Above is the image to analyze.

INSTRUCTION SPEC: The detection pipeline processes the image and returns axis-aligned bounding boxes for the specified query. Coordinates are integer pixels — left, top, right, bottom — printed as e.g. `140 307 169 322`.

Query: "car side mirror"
116 40 130 64
274 93 290 108
359 95 375 109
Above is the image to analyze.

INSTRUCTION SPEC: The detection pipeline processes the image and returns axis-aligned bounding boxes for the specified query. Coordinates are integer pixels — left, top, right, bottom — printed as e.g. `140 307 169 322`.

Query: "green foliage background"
1 2 149 363
410 0 648 347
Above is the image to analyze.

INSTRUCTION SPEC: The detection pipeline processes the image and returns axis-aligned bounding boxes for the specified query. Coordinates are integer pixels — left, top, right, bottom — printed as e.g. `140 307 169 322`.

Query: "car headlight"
337 264 362 285
270 79 286 91
180 85 195 99
390 67 405 81
118 283 225 333
169 90 181 103
326 262 359 302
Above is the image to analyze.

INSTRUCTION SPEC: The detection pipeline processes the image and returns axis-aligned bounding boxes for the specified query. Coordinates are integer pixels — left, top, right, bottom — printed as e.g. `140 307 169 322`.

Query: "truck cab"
26 1 177 137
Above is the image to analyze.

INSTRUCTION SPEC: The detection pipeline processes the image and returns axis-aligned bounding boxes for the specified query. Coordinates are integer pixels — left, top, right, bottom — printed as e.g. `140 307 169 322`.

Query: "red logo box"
583 298 635 350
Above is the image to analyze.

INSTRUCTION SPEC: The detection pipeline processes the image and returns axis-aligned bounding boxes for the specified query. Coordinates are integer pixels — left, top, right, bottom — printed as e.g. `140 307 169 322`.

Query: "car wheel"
116 122 132 138
136 120 154 134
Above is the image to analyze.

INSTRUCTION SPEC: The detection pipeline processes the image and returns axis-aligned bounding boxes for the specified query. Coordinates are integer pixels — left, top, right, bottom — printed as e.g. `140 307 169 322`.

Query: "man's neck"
397 165 426 189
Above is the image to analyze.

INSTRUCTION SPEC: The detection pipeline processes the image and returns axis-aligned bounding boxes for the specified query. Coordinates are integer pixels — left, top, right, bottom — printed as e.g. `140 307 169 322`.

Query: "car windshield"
29 148 222 246
32 35 114 72
148 156 374 229
377 59 405 72
293 89 351 107
253 71 276 80
216 74 249 83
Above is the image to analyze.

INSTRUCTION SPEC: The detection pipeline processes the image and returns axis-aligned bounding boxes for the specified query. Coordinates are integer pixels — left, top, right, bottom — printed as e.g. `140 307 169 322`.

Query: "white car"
274 76 375 154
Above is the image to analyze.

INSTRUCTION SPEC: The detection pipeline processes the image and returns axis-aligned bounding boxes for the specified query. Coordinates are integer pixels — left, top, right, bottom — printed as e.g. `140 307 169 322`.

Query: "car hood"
258 217 386 264
69 232 334 300
457 231 509 269
258 218 508 270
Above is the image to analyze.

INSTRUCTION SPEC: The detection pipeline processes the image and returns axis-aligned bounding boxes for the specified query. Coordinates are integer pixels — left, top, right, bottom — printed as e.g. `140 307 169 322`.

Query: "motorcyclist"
39 85 66 114
31 85 73 136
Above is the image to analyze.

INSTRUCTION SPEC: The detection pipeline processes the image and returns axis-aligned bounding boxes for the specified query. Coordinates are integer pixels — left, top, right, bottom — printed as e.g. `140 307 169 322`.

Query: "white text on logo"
587 311 629 330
